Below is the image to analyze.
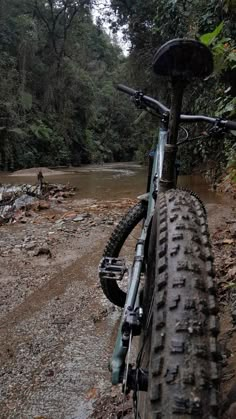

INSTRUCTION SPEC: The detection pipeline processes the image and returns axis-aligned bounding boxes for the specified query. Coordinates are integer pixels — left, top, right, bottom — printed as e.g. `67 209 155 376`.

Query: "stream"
0 162 228 203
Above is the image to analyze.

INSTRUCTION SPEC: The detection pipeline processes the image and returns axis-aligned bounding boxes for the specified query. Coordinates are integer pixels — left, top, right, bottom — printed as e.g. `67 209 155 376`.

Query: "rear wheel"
137 190 220 419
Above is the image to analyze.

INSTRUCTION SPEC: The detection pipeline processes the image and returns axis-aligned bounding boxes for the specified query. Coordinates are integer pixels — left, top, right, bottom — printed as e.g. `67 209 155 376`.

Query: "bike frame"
109 78 236 386
111 126 168 385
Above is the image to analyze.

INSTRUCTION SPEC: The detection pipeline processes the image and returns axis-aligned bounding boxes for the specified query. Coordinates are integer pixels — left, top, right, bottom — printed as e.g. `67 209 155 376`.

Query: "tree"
109 0 236 174
0 0 142 170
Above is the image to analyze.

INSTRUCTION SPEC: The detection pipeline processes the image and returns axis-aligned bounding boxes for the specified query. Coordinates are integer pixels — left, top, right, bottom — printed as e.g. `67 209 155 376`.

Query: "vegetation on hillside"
0 0 235 177
0 0 139 170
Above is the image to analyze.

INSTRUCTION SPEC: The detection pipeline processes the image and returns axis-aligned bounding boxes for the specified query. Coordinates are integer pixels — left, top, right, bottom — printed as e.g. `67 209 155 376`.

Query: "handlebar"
224 119 236 131
117 84 236 131
117 84 169 114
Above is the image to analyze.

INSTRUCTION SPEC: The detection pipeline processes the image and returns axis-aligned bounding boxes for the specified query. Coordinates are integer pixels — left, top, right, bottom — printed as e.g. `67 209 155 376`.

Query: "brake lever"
208 119 227 138
131 91 146 109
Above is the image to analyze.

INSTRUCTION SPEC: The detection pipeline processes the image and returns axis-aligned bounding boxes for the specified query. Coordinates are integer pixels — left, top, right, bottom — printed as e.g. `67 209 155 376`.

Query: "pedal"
99 257 127 281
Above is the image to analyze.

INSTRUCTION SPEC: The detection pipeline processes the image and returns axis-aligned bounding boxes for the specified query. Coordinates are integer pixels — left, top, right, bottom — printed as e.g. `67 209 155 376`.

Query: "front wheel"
137 190 220 418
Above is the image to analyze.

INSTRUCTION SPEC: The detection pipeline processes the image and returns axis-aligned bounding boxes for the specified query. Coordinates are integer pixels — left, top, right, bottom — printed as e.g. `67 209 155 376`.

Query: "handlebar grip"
117 84 136 96
224 120 236 131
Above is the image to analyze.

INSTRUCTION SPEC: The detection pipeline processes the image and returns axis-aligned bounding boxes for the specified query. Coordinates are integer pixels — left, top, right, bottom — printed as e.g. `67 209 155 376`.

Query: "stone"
34 247 52 258
24 243 37 251
73 216 84 222
38 200 50 210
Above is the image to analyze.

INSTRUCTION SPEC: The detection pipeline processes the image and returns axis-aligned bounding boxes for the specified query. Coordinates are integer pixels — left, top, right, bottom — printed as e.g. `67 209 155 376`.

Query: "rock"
24 242 37 251
12 248 22 254
20 217 27 224
61 191 72 198
73 215 84 222
34 247 52 258
14 194 36 210
62 211 77 221
38 200 50 210
81 212 91 218
55 219 64 225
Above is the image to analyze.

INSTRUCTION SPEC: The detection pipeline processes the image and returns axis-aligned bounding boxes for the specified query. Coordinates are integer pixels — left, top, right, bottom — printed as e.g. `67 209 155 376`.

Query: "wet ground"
0 164 235 418
0 195 132 419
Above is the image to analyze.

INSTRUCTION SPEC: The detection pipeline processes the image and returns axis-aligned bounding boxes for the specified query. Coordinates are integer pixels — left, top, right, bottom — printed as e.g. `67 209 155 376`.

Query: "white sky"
92 2 130 55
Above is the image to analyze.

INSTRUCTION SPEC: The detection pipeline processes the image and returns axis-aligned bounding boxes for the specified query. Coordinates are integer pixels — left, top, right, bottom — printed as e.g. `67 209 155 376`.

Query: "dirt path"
0 195 235 418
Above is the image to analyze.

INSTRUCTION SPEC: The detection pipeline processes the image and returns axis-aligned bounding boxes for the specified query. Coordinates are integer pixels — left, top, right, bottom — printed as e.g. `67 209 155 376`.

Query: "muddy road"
0 165 235 418
0 196 131 419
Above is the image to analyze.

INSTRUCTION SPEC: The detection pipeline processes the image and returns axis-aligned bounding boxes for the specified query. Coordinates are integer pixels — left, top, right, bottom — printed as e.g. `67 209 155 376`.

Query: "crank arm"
110 288 142 385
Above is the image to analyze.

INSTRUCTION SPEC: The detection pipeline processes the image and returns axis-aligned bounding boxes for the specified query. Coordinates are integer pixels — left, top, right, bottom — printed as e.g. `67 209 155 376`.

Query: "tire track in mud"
1 235 103 328
0 227 120 418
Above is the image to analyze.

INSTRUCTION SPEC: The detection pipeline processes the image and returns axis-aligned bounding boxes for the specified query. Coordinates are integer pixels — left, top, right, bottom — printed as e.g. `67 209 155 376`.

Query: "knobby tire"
139 190 220 419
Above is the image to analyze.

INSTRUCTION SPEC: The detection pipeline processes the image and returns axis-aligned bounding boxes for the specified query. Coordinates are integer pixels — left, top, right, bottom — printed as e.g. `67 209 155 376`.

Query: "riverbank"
0 181 235 418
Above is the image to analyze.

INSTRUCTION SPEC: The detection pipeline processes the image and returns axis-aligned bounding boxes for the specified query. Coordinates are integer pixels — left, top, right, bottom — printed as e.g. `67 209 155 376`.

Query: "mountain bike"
99 39 236 418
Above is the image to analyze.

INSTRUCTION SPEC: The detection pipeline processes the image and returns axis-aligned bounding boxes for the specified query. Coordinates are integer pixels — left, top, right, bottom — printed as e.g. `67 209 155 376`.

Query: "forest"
0 0 235 178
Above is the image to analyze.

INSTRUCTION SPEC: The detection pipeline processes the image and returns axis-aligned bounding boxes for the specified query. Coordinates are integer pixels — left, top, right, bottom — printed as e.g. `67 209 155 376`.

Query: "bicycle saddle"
153 39 213 80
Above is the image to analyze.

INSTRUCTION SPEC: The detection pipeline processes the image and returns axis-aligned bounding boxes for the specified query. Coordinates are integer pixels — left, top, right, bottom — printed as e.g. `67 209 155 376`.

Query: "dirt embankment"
0 188 235 418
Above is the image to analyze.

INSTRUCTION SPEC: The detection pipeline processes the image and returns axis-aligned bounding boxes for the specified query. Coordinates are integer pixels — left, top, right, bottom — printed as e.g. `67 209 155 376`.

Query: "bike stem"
159 79 186 193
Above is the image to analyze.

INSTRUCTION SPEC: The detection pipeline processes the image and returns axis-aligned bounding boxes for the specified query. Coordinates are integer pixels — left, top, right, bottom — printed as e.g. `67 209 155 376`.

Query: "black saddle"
153 39 213 80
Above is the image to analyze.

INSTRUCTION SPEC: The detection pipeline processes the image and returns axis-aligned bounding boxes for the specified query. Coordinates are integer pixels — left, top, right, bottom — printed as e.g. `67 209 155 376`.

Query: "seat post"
159 78 186 193
168 78 186 145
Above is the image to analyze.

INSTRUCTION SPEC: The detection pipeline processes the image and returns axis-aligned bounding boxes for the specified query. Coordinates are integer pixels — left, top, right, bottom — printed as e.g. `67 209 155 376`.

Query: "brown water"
0 162 227 204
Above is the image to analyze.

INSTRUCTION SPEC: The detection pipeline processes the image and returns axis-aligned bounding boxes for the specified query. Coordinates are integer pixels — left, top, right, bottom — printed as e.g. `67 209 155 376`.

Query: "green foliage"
109 0 236 175
200 22 224 46
199 17 236 159
0 0 235 175
0 0 140 171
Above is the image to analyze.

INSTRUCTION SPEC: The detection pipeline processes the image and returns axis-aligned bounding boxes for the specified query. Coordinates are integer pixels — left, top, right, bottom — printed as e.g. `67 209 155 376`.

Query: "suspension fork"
110 125 168 386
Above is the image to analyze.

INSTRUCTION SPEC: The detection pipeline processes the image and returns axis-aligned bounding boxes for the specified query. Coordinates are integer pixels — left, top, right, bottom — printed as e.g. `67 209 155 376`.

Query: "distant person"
37 170 44 191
